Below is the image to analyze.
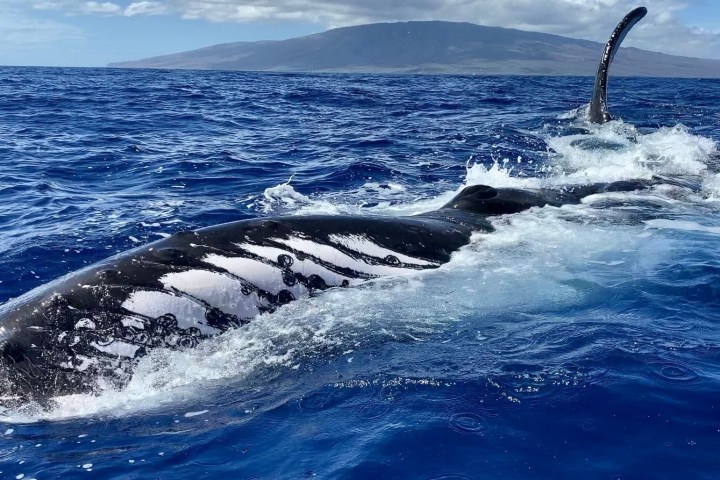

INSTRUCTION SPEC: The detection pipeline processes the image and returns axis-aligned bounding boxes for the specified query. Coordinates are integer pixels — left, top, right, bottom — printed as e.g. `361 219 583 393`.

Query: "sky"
1 0 719 67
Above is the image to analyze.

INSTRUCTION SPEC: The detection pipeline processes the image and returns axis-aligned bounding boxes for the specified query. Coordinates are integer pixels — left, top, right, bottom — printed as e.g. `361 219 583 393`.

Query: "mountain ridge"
108 20 720 78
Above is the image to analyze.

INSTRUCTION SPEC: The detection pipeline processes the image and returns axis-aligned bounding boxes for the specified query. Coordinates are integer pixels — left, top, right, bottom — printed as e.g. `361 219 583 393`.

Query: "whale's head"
0 298 101 408
0 334 100 408
0 340 22 407
441 184 564 216
0 334 59 407
0 339 38 407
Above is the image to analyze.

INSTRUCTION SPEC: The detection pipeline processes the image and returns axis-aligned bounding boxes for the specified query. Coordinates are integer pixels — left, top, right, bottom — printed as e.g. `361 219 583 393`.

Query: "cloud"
32 1 66 10
21 0 720 59
33 0 122 15
80 1 121 14
124 1 167 16
33 0 166 16
0 2 83 50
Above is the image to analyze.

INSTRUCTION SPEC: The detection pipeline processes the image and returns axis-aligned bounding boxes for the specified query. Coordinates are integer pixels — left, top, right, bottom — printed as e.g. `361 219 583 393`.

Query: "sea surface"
0 67 719 479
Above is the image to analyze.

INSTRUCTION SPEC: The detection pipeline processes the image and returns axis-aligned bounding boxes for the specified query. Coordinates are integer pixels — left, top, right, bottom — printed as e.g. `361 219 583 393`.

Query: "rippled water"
0 67 719 479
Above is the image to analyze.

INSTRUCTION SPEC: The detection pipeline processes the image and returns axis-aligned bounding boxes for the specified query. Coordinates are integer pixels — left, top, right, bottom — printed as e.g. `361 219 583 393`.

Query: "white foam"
464 160 540 189
362 182 406 194
546 123 715 184
255 177 342 215
645 219 720 235
258 179 312 213
701 172 720 199
184 409 209 418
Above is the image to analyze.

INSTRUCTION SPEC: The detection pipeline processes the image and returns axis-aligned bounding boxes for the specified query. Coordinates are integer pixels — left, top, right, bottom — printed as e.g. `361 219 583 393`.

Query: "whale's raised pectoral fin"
588 6 647 124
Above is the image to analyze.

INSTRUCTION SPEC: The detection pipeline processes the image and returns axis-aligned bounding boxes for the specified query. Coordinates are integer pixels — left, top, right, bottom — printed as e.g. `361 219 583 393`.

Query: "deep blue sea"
0 67 719 479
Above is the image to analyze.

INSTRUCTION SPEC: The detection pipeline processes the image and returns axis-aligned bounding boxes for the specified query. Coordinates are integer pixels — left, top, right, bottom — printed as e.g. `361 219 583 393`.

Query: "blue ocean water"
0 67 719 479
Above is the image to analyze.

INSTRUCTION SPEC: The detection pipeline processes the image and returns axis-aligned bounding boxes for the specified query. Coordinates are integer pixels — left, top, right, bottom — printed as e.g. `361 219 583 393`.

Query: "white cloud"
32 1 66 10
125 1 167 16
80 1 121 14
0 2 83 51
32 0 122 15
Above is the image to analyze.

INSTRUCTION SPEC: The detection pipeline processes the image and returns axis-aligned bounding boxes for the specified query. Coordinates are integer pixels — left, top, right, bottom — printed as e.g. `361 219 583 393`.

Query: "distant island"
109 21 720 78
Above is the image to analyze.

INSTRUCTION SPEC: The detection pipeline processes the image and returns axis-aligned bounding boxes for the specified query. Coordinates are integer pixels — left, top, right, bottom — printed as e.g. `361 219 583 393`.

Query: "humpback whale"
0 8 649 404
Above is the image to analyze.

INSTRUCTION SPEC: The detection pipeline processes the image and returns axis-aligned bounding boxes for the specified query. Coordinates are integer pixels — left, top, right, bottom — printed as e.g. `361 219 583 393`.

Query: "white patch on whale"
159 270 265 320
273 236 423 276
74 318 95 330
121 290 217 335
235 243 353 287
327 234 439 266
121 316 145 330
59 355 97 372
202 254 308 297
90 340 141 358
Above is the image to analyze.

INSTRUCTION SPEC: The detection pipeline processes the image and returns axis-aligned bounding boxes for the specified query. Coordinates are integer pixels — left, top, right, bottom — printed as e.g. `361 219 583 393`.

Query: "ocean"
0 67 719 479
